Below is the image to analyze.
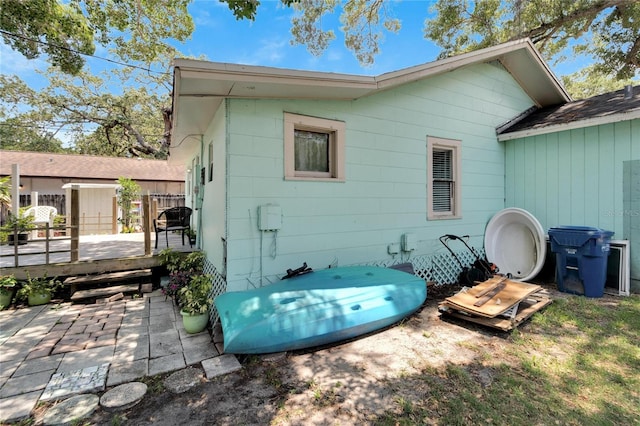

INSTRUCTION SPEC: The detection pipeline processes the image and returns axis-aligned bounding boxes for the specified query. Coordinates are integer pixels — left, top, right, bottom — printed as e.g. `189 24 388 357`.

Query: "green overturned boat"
214 265 427 354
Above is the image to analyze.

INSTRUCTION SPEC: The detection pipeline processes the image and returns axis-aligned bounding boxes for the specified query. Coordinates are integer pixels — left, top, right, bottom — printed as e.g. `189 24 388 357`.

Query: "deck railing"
0 223 78 267
1 192 154 268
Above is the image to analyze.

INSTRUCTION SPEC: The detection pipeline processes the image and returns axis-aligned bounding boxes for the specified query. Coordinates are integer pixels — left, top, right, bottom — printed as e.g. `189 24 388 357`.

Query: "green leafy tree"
424 0 640 81
0 0 94 75
0 176 11 210
116 177 141 232
562 65 637 99
0 0 194 157
0 116 66 152
0 0 194 75
0 65 171 158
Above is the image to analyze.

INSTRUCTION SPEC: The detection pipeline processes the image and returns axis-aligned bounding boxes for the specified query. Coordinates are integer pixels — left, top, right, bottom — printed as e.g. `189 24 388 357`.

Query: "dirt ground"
9 280 579 425
46 283 538 426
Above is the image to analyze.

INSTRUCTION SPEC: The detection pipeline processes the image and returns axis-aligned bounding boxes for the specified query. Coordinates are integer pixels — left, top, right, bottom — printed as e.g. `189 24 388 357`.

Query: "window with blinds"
432 149 453 212
428 137 461 219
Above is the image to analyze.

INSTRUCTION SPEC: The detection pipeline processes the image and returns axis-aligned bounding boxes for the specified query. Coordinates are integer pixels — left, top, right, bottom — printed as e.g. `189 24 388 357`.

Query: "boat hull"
214 266 427 354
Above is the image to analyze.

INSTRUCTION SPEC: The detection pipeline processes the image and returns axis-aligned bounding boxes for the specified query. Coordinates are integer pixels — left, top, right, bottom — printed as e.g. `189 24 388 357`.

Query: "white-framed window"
427 136 461 220
284 112 345 181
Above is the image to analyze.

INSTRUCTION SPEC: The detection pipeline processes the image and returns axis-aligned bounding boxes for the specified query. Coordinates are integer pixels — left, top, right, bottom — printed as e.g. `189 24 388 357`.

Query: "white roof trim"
498 109 640 141
172 38 570 104
62 183 121 189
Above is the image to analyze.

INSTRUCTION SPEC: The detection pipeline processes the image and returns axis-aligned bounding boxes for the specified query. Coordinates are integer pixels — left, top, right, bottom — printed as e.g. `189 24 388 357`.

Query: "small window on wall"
284 112 345 181
427 136 461 220
208 142 213 182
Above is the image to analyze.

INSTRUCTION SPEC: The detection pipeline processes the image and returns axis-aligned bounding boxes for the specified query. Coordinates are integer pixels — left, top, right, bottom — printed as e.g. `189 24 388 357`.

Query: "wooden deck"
0 233 194 279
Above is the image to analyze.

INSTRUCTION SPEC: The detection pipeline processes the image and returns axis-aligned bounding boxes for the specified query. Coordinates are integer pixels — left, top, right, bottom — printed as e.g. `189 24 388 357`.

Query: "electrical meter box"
401 233 417 252
258 204 282 231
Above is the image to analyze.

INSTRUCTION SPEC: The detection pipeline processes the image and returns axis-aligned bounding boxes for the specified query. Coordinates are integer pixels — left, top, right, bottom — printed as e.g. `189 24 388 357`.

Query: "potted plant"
159 249 205 302
186 229 197 245
2 211 35 245
178 274 213 334
16 273 61 306
0 275 17 309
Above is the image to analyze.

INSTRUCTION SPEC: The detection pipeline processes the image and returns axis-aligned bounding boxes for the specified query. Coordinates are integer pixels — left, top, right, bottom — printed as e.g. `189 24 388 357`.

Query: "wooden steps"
64 268 154 302
70 284 141 301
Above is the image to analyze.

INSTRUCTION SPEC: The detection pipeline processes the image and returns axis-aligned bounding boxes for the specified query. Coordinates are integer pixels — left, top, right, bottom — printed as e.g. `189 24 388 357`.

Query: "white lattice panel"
205 245 487 325
205 260 227 325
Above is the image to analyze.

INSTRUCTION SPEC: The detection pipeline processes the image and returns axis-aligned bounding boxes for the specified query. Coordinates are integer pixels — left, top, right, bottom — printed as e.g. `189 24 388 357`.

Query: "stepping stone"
40 364 109 401
100 382 147 412
163 367 204 394
42 394 99 425
201 354 242 379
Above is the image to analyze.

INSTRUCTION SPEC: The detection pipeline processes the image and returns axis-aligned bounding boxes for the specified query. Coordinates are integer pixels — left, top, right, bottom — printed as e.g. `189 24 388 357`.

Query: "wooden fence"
1 193 183 227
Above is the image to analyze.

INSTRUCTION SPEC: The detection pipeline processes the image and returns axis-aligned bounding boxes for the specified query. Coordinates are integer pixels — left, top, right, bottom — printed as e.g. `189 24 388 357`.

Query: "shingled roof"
0 150 184 182
498 85 640 141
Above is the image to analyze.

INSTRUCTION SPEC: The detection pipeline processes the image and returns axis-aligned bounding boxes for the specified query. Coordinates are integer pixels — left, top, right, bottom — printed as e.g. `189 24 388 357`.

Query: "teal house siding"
171 40 573 293
504 118 640 290
221 63 534 291
196 103 228 275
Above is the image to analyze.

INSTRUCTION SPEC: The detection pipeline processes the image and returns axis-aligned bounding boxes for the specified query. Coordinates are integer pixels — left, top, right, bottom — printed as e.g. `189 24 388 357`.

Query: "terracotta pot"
28 292 51 306
180 310 209 334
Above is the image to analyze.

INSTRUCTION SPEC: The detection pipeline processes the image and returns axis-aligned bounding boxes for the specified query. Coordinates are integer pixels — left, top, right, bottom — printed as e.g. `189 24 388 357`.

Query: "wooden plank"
70 187 79 261
64 269 152 286
1 255 161 280
440 294 553 331
473 281 507 307
442 277 541 318
71 283 141 301
474 276 506 298
143 194 151 255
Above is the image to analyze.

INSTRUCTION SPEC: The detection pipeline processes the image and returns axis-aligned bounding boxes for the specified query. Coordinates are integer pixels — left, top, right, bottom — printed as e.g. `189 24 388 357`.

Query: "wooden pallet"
439 292 552 331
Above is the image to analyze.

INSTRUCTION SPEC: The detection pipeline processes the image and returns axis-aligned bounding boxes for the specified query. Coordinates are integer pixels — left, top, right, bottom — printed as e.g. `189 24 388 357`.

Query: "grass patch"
139 374 166 394
376 294 640 425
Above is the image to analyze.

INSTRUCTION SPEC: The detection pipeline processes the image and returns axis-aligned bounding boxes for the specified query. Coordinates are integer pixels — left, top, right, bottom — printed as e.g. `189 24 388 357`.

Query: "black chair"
153 207 193 249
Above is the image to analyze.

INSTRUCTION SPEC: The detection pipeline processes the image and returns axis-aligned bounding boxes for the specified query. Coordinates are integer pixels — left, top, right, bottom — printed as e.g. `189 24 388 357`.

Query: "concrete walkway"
0 290 239 423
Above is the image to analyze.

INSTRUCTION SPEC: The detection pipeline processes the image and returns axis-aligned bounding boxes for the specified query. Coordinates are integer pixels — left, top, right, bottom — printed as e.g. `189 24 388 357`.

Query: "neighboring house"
0 150 186 197
170 38 576 293
498 85 640 292
1 150 187 233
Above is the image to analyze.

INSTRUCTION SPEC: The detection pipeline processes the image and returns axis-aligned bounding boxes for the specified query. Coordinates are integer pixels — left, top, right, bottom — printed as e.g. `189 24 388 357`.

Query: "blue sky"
181 0 443 75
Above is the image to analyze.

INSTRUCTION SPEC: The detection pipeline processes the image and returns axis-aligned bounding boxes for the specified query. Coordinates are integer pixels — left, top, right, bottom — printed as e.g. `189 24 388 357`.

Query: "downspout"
198 134 205 249
224 99 231 279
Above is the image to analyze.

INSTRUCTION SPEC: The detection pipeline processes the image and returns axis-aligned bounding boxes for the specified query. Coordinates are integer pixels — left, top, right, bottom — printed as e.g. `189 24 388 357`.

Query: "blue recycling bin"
548 226 614 298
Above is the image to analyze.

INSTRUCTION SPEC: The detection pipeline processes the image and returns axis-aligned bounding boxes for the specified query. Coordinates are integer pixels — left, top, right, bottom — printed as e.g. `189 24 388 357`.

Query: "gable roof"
0 150 185 182
498 85 640 141
171 38 571 162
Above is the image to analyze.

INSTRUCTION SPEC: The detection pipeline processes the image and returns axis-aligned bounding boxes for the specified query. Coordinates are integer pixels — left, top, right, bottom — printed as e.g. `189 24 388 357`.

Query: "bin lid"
484 208 546 282
549 225 613 235
548 226 614 247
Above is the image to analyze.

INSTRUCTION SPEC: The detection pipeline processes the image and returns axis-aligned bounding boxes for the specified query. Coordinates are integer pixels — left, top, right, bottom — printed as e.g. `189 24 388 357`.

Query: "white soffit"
171 38 571 159
174 39 568 105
